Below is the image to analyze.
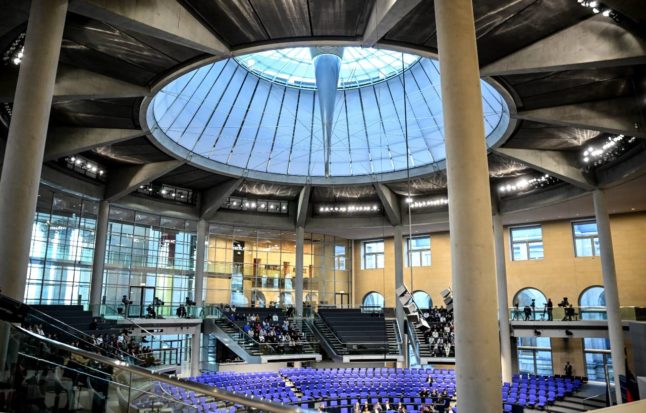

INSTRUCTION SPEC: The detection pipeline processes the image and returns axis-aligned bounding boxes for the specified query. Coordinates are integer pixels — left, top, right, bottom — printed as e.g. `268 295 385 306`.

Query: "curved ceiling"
0 0 644 230
146 50 510 183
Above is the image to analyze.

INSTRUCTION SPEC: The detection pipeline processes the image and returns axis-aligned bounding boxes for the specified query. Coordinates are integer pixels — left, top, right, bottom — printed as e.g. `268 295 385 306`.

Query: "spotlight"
405 197 413 204
602 9 611 17
565 330 574 336
534 329 542 336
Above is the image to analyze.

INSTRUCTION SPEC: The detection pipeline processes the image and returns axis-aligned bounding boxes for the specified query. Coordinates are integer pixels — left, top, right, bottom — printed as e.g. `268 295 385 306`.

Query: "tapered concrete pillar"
393 225 405 338
295 226 305 317
90 200 109 316
592 189 625 404
0 0 68 371
0 0 68 301
493 213 513 382
434 1 503 412
194 219 208 308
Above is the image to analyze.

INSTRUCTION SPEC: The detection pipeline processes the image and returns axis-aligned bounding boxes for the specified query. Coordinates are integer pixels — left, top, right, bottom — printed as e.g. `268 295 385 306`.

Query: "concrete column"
593 189 625 404
194 219 208 308
295 226 304 317
191 328 201 376
493 213 513 382
0 0 68 300
90 200 109 315
510 337 519 375
0 0 68 371
434 1 503 412
393 225 405 338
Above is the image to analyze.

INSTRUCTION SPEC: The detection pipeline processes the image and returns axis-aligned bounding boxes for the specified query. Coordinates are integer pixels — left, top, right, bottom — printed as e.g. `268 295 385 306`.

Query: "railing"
406 320 421 364
4 320 309 413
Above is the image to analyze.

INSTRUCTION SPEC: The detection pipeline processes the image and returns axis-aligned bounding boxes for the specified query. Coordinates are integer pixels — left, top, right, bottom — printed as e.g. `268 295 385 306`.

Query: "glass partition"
204 224 351 309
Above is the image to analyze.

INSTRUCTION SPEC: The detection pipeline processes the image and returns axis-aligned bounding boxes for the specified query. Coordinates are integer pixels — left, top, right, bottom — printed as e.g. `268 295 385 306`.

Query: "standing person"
524 305 532 321
546 298 554 321
564 361 573 378
512 301 520 320
530 299 536 320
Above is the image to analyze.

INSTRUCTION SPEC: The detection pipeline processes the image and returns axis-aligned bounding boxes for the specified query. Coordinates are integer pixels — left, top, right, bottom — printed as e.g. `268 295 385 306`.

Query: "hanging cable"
402 53 414 292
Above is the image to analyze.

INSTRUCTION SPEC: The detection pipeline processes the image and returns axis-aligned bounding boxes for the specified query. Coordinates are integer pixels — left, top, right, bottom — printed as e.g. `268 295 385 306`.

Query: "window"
412 290 433 310
517 337 553 376
584 338 613 383
362 291 385 310
573 221 600 257
362 240 384 269
510 225 544 260
406 236 431 267
335 244 346 270
579 286 607 320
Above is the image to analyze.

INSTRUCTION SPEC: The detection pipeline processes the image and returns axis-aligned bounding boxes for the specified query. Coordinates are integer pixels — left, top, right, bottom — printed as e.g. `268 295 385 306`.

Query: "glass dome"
235 47 421 90
146 47 511 184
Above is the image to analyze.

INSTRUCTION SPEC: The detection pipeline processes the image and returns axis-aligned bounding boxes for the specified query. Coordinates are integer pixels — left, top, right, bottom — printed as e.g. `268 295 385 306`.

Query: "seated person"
420 387 430 398
374 401 383 412
363 401 371 412
354 402 361 413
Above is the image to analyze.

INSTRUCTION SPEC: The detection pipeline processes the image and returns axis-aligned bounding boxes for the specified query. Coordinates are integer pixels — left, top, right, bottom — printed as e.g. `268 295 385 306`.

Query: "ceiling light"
405 197 413 204
161 189 167 195
592 7 600 13
602 9 611 16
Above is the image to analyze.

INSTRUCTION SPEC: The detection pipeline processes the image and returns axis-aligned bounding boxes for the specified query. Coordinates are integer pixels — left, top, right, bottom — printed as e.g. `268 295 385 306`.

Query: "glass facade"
517 337 553 376
510 225 544 261
362 291 385 309
102 207 197 314
204 225 351 308
412 290 432 310
26 188 98 305
573 221 600 257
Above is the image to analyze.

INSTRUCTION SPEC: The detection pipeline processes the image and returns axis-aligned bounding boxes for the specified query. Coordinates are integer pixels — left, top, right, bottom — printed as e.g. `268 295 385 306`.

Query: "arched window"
579 286 612 382
362 291 385 310
412 290 433 310
513 287 547 307
251 290 266 308
579 286 606 319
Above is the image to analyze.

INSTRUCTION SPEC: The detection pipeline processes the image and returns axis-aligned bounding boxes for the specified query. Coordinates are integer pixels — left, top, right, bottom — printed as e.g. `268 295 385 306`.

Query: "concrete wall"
550 337 586 377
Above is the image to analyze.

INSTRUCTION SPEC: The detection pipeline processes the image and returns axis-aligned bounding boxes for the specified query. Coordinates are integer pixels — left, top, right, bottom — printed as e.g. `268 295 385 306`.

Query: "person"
153 296 164 317
546 298 554 321
419 387 430 398
374 401 382 412
523 304 532 321
363 401 370 412
354 401 361 413
89 317 98 330
384 400 391 411
121 295 132 315
512 301 520 320
564 361 573 378
426 374 433 385
146 304 156 319
397 403 407 413
530 299 536 320
565 304 576 321
176 304 187 318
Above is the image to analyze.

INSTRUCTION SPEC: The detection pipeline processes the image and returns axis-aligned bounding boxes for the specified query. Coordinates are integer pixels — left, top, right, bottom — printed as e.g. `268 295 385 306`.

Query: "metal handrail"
22 301 148 365
13 324 311 413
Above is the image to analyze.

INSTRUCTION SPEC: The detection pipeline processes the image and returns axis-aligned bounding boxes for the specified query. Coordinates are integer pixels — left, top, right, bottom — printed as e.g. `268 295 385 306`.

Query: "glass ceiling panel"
147 47 511 183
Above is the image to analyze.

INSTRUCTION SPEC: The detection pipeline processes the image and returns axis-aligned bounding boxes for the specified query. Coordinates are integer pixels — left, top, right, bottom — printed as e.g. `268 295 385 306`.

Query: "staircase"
385 319 401 356
310 316 349 360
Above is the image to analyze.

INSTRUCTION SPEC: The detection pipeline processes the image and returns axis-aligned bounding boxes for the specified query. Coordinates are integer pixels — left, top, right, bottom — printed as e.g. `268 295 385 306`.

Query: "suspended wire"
403 53 414 292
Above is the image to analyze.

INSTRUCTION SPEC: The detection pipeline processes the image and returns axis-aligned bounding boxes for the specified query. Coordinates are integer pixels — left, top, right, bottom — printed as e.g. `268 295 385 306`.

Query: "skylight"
235 47 421 90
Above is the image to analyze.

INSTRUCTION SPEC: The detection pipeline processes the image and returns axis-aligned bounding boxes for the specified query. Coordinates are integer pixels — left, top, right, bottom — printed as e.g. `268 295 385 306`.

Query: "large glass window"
102 208 197 314
406 236 431 267
573 221 600 257
362 240 384 269
512 288 548 321
579 286 606 320
510 225 544 261
26 188 97 305
362 291 385 310
205 225 351 308
517 337 553 376
579 286 613 382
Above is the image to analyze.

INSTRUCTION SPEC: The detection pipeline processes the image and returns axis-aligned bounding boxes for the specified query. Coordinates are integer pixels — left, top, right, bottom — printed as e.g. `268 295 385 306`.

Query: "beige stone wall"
353 211 646 308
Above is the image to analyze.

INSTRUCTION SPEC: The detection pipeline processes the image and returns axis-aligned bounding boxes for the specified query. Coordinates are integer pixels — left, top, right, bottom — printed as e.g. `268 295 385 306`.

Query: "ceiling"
0 0 644 238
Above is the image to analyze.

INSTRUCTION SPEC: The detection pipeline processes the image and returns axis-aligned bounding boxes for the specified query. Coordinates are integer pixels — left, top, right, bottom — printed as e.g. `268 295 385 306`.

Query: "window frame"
510 225 544 261
405 235 431 267
362 239 385 270
572 220 600 257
